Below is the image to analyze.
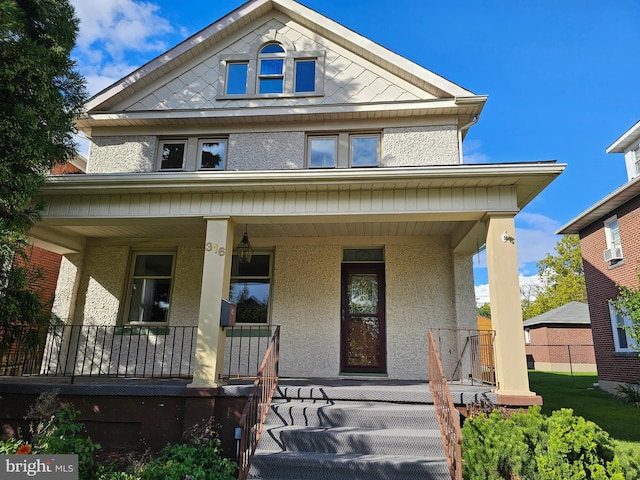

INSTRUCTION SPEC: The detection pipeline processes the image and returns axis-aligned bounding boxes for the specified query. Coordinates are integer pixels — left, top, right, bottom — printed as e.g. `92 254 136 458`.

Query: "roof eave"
606 119 640 154
557 175 640 234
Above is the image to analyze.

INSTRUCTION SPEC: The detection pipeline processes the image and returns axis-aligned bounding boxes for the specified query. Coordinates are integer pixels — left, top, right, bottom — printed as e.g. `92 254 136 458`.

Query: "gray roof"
523 302 590 328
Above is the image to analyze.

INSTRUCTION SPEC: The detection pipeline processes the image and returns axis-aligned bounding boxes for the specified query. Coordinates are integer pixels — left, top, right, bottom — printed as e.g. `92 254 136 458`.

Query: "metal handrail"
237 325 280 480
428 330 463 480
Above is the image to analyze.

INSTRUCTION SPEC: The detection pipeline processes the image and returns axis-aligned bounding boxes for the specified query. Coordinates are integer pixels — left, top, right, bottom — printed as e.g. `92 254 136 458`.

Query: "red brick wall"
525 325 596 366
51 162 83 174
579 193 640 384
13 246 62 314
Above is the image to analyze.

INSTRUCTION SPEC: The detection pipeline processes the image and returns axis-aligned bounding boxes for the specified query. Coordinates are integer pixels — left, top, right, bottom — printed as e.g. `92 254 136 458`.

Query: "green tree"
522 235 587 319
477 303 491 319
0 0 86 326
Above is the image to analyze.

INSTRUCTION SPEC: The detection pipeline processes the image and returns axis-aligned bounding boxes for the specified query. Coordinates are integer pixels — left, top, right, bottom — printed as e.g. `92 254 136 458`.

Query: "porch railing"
223 325 280 379
431 328 496 386
237 325 280 480
428 330 463 480
0 324 197 379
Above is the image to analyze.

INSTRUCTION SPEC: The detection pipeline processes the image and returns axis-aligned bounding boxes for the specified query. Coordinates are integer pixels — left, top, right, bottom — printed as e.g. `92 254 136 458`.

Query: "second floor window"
199 139 226 170
159 141 186 171
604 216 622 250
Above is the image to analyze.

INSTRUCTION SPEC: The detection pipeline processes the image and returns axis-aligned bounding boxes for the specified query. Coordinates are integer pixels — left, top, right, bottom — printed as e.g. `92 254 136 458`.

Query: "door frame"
340 262 387 374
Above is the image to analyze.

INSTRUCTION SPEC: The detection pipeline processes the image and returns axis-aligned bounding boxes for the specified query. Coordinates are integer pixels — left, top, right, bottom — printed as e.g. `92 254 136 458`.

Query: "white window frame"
157 140 187 171
123 251 176 325
634 146 640 177
609 301 636 353
604 215 621 249
197 138 227 171
524 328 531 344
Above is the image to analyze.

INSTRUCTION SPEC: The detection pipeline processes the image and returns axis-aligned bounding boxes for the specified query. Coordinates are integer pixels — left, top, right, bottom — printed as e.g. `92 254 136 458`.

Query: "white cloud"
70 0 174 95
475 274 541 306
515 212 562 266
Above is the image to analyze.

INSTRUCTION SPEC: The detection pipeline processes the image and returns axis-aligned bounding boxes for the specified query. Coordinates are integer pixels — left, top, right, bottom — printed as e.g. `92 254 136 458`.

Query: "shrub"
24 391 102 480
462 406 625 480
139 439 236 480
616 380 640 407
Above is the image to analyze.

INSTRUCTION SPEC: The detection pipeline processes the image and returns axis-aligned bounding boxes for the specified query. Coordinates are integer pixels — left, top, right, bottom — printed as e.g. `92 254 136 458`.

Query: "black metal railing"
432 328 496 386
428 330 463 480
237 325 280 480
0 324 197 379
223 325 280 379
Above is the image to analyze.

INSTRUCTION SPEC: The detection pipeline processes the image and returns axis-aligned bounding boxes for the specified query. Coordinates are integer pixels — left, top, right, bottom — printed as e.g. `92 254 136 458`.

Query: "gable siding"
126 17 426 113
579 193 640 385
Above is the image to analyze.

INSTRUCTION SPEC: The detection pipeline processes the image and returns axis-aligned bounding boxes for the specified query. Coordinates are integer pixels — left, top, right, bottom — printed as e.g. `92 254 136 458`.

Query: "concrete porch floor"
0 375 497 407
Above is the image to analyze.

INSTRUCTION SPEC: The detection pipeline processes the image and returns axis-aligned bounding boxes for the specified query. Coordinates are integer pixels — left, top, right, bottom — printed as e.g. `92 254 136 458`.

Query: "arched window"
258 43 285 94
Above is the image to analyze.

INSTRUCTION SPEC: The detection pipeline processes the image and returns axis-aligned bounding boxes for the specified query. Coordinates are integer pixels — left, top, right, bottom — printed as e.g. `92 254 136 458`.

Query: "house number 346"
205 242 226 256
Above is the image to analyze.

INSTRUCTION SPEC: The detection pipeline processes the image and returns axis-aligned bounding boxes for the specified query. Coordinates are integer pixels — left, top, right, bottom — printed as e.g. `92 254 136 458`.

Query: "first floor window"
126 253 175 323
609 302 636 352
159 141 186 171
229 253 271 324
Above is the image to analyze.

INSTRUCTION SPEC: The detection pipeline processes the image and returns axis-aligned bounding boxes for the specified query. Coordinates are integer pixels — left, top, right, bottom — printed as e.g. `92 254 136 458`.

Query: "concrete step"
259 425 444 456
248 451 451 480
268 398 441 430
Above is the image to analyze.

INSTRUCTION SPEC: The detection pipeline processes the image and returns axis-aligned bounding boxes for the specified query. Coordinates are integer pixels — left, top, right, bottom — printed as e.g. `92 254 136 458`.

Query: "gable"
81 0 483 124
120 16 429 113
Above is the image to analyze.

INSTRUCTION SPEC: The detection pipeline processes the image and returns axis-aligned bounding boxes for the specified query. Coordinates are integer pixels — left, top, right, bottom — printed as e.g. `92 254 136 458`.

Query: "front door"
341 263 386 373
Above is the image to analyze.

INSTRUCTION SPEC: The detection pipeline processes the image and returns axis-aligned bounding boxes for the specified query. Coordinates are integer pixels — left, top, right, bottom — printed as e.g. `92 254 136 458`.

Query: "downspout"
458 115 479 164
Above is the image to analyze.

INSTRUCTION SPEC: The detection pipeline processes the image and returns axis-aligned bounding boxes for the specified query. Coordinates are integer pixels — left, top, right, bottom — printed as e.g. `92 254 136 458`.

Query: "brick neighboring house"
523 302 596 373
559 120 640 394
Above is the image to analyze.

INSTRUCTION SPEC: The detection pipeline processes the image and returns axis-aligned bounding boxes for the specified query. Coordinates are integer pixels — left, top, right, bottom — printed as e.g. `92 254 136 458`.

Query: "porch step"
248 383 452 480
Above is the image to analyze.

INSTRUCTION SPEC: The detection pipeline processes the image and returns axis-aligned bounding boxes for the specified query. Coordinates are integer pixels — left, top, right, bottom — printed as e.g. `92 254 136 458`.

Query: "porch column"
188 217 234 388
486 214 541 404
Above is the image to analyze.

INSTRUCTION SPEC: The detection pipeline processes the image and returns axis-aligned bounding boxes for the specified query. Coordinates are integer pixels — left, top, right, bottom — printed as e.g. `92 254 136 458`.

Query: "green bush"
462 406 625 479
31 404 101 479
138 440 236 480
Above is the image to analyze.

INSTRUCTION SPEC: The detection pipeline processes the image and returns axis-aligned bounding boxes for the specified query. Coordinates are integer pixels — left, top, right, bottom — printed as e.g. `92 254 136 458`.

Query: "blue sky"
68 0 640 303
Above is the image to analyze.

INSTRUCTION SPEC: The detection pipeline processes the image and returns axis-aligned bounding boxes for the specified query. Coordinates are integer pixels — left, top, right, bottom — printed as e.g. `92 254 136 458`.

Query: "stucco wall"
271 244 342 377
60 242 203 327
385 239 456 379
88 136 157 173
75 246 129 325
228 132 305 170
383 126 459 166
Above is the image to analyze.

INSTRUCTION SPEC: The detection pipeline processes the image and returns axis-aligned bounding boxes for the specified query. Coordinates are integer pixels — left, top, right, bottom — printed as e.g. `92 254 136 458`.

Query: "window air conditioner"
604 247 623 262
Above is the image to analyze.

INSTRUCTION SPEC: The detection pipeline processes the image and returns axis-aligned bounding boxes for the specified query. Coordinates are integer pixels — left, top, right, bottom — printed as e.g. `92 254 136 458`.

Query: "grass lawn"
528 371 640 452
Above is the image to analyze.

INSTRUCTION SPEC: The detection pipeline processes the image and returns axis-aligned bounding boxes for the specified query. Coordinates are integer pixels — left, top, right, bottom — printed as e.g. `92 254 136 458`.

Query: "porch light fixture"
236 226 253 264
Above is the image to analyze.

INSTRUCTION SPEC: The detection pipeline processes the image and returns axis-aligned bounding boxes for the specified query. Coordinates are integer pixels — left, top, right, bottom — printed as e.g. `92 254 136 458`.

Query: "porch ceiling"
30 217 474 253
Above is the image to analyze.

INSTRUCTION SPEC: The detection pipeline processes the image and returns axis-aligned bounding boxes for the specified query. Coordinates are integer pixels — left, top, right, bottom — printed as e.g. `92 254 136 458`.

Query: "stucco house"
559 121 640 394
26 0 564 406
523 302 596 373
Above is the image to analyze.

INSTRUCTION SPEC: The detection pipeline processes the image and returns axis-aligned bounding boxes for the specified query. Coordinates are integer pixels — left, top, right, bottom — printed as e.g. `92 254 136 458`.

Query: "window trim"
197 138 227 171
608 301 636 353
157 140 187 172
604 215 622 250
122 251 176 326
